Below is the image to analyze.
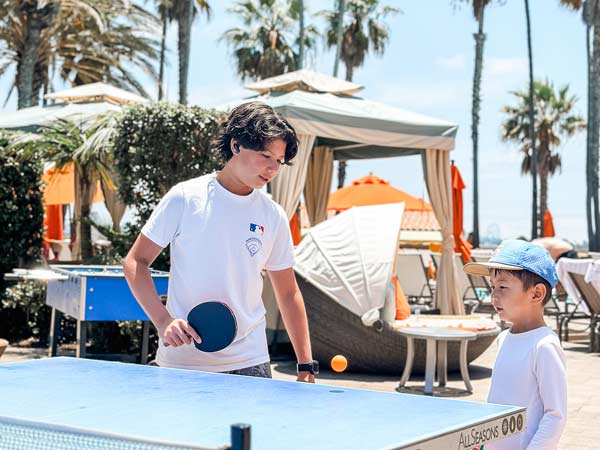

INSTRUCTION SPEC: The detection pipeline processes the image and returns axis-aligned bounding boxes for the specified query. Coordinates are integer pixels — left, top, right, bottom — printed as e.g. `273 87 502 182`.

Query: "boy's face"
230 138 286 190
489 271 539 323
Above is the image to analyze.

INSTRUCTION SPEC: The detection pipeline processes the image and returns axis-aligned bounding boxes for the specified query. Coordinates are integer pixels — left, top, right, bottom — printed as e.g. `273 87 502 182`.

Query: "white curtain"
270 134 316 219
304 146 334 226
424 149 464 315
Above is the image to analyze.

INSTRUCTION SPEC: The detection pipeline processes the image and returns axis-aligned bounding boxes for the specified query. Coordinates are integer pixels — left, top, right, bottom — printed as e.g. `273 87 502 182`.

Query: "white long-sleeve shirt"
486 327 567 450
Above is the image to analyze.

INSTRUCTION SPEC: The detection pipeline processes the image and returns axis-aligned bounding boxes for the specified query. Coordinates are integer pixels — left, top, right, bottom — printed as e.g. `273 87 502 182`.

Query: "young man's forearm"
277 290 313 363
123 258 172 330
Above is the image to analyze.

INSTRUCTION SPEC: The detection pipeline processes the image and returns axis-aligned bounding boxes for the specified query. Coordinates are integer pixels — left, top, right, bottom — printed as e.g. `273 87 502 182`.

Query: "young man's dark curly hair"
213 102 299 164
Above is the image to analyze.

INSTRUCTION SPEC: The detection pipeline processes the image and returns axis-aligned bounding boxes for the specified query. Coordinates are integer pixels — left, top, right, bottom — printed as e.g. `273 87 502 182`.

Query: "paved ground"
1 318 599 449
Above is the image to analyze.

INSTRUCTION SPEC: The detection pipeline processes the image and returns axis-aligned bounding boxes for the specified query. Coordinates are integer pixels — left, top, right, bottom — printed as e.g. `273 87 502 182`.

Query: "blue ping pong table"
0 358 525 450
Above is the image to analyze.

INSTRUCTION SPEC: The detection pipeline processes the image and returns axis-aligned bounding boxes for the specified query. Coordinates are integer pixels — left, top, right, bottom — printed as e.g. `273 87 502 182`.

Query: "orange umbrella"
44 205 64 241
451 164 472 262
42 163 104 205
328 174 432 211
42 163 104 240
543 210 556 237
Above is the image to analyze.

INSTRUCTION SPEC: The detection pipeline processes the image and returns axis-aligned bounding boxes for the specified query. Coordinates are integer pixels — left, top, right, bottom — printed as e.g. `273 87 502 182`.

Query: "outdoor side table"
397 327 477 396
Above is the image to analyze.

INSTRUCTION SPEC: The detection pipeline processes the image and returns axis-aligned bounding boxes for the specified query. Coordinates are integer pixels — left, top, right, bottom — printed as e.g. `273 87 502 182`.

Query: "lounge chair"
395 253 434 306
562 272 600 352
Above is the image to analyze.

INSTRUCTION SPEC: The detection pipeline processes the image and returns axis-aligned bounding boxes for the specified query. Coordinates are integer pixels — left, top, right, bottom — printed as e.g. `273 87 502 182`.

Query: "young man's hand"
158 318 202 347
296 371 315 383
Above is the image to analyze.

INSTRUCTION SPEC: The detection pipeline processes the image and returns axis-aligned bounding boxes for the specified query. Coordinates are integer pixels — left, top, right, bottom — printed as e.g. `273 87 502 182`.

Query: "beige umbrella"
245 69 364 95
45 82 149 105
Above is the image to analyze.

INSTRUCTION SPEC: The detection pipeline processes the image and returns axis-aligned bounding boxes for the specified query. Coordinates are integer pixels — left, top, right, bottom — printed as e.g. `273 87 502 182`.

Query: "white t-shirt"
141 173 295 372
486 327 567 450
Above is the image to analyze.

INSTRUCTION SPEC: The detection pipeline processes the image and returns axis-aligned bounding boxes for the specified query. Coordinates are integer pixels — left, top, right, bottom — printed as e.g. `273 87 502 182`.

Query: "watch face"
312 360 320 374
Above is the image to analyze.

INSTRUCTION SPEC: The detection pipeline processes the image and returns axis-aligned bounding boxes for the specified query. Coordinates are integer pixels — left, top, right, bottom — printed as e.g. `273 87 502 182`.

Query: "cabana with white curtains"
219 71 463 315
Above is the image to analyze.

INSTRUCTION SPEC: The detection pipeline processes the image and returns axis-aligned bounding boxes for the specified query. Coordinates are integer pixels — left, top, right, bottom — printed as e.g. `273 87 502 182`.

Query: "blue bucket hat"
463 239 558 287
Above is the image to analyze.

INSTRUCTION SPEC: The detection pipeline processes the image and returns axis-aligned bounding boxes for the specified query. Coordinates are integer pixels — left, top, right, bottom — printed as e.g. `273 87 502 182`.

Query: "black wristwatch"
297 360 319 375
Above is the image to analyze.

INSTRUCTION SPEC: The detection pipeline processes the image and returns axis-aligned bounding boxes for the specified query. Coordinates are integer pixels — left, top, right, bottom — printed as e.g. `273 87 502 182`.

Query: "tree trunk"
539 166 548 236
586 19 595 250
17 1 45 109
158 9 168 101
345 62 353 82
471 6 486 248
337 160 347 189
333 0 345 77
592 21 600 250
177 0 193 104
78 173 94 261
298 0 305 69
525 0 538 240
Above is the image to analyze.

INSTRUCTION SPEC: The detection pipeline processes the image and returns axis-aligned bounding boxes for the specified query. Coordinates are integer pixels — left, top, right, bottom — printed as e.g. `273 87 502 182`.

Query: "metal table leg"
48 308 63 357
140 321 150 364
398 336 415 388
76 320 87 359
424 338 437 396
436 340 448 387
459 340 473 392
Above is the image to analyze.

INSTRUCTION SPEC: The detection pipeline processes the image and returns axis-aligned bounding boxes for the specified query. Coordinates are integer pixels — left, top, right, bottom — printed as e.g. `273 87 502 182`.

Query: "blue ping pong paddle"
165 301 237 352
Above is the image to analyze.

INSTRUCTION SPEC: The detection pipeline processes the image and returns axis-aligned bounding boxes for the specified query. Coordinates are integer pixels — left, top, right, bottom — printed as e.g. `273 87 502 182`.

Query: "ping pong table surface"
0 358 525 450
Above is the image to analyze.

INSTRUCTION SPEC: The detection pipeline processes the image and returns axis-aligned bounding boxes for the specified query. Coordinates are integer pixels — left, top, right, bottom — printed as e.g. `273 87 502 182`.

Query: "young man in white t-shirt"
464 240 567 450
123 102 316 382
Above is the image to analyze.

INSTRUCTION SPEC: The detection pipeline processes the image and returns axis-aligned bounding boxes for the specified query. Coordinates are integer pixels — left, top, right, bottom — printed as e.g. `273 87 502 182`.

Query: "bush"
0 280 50 345
113 102 224 224
0 132 44 278
0 132 45 341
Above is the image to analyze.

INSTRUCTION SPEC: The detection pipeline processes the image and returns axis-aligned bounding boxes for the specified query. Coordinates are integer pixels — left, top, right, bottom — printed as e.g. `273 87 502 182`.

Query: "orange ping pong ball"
331 355 348 372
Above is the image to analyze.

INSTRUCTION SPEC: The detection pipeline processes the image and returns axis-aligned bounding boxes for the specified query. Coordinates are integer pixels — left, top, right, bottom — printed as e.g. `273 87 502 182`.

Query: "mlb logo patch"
250 223 265 235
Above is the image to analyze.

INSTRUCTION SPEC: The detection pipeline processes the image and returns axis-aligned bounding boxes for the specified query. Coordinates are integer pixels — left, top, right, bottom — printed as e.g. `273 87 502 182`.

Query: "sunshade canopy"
328 174 432 211
45 82 149 105
295 203 405 319
245 69 364 95
218 89 458 159
0 102 121 131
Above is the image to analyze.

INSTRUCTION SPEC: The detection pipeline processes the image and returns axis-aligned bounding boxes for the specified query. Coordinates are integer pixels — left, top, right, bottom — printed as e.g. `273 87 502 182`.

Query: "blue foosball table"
45 265 169 363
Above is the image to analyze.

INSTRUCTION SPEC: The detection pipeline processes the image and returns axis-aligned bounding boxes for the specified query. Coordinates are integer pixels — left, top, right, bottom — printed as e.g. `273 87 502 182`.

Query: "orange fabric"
328 174 432 211
392 274 411 320
289 213 302 246
44 204 63 240
451 164 472 262
43 163 104 205
543 210 555 237
427 260 436 280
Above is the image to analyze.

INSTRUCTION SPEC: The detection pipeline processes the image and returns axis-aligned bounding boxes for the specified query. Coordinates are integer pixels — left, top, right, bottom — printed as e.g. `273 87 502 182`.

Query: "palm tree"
174 0 211 104
0 0 160 108
524 0 538 240
501 81 586 234
11 118 116 261
321 0 399 82
152 0 212 103
560 0 600 249
221 0 317 81
321 0 399 187
453 0 493 248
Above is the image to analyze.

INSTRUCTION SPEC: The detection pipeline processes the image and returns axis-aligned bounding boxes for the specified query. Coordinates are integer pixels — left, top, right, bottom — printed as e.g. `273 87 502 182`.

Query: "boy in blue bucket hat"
464 239 567 450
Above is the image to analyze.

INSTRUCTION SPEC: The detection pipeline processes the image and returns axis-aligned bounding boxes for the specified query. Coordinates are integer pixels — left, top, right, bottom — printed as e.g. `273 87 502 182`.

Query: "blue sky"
1 1 589 243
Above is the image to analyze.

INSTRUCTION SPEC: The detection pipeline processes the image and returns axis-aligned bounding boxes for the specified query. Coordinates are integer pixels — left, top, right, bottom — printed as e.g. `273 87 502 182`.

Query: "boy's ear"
531 283 547 306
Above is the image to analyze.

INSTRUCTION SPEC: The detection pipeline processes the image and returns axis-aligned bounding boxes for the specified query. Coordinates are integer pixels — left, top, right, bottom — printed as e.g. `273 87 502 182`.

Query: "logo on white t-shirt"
246 238 262 256
249 223 265 235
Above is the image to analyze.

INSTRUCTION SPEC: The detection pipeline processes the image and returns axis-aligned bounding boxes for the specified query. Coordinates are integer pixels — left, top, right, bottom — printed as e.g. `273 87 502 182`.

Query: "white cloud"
487 57 528 77
188 83 248 108
435 54 466 71
367 80 469 111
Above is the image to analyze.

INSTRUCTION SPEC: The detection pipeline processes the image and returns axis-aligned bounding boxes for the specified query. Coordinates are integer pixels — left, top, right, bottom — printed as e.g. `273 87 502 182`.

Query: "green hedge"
0 133 45 342
113 102 224 222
